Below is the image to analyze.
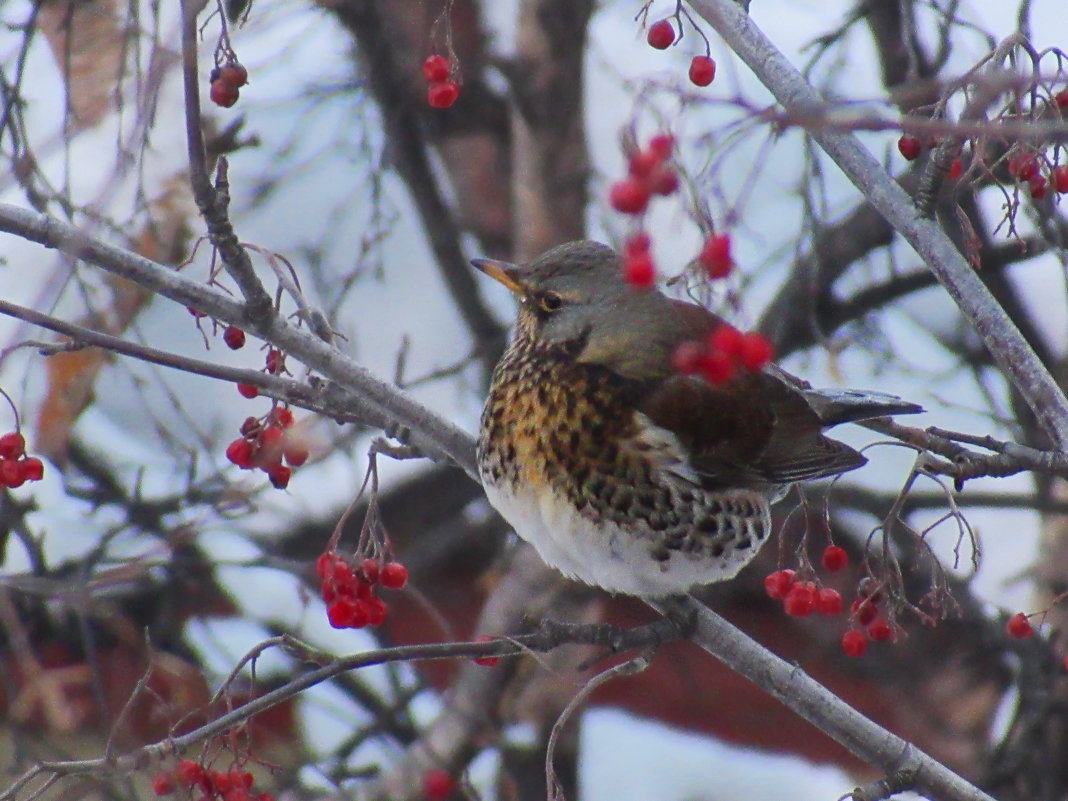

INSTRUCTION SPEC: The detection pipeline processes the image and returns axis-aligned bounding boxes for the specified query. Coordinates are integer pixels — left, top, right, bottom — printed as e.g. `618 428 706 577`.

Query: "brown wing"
639 369 866 491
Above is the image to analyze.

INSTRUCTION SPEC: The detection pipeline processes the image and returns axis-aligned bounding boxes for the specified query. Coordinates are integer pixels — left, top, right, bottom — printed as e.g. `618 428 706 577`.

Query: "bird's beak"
471 258 525 294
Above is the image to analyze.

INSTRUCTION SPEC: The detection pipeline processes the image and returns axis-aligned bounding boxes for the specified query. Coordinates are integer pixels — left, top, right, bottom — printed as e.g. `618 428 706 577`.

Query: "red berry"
623 253 656 288
187 306 207 318
210 79 240 108
474 635 500 667
851 598 878 626
422 55 450 83
897 135 921 161
21 456 43 482
327 599 357 629
646 19 675 50
365 595 389 626
647 165 678 196
1054 165 1068 194
1006 611 1033 639
700 351 736 384
783 581 818 617
271 407 294 428
237 383 259 399
821 545 848 572
223 325 246 350
213 771 234 794
267 464 292 489
259 426 284 459
0 459 25 488
648 133 675 160
152 773 176 796
1030 175 1048 200
240 416 260 436
624 231 651 256
867 618 893 642
688 55 716 86
1016 154 1039 182
381 561 409 589
265 349 285 375
1056 89 1068 109
948 159 962 179
763 569 796 600
360 558 380 584
283 440 309 467
315 552 338 580
609 177 650 214
218 63 248 88
0 432 25 460
175 761 203 785
738 333 773 371
225 438 254 468
708 325 744 359
628 150 662 179
817 587 843 616
428 80 460 109
699 234 732 279
671 341 705 375
423 769 455 801
841 629 867 657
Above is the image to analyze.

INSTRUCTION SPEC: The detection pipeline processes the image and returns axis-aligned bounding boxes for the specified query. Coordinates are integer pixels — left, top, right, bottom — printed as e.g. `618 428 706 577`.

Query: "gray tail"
805 389 923 427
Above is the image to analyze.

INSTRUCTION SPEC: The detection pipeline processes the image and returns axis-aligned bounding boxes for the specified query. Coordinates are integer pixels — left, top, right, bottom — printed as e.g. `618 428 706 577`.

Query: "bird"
473 240 921 598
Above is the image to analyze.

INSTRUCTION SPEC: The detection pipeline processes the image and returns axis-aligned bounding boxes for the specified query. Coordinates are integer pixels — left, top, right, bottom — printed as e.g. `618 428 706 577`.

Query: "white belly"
481 479 758 598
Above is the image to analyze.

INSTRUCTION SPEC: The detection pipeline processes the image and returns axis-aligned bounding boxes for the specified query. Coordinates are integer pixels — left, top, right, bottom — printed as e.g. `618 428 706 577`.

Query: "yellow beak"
471 258 525 294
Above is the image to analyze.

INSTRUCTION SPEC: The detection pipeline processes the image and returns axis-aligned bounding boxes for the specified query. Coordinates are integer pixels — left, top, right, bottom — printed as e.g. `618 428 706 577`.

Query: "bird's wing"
637 370 866 489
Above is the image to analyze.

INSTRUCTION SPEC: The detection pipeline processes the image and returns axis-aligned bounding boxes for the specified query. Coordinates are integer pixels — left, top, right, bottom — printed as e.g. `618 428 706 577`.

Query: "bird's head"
472 240 667 350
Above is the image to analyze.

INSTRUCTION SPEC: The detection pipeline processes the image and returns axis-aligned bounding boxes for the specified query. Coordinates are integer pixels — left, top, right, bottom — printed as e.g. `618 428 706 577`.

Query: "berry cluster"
225 407 308 490
764 546 897 658
610 133 679 216
645 17 717 88
152 760 272 801
423 55 460 109
671 325 774 385
209 61 249 109
0 432 44 489
316 550 408 629
1006 152 1068 200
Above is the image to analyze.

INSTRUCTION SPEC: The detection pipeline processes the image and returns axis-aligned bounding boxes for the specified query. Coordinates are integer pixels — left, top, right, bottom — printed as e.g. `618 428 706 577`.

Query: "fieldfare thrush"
474 240 921 598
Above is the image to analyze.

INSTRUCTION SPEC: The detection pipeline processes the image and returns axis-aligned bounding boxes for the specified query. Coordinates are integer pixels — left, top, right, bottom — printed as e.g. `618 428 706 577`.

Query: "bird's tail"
804 388 923 427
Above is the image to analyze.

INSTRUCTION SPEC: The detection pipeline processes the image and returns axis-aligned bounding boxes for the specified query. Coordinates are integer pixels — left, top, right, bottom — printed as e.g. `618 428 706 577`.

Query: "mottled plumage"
475 240 920 597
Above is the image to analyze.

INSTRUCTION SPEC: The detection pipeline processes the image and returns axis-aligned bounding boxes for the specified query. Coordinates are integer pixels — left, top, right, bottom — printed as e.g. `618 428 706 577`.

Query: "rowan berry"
218 63 248 87
210 79 239 108
1006 612 1033 639
699 234 732 279
784 581 818 617
646 19 675 50
237 383 259 399
21 457 43 482
0 432 25 459
763 569 796 600
623 253 656 288
817 587 843 616
609 178 650 214
423 770 456 801
897 135 921 160
422 55 450 83
381 561 409 589
841 629 867 657
648 133 675 160
428 81 460 109
152 773 176 796
1054 165 1068 194
738 333 773 371
688 55 716 86
867 618 893 642
223 325 246 350
821 545 848 572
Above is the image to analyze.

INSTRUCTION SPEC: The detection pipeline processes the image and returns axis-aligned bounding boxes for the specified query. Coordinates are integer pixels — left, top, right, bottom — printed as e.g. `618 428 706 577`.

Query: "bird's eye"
539 292 564 313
